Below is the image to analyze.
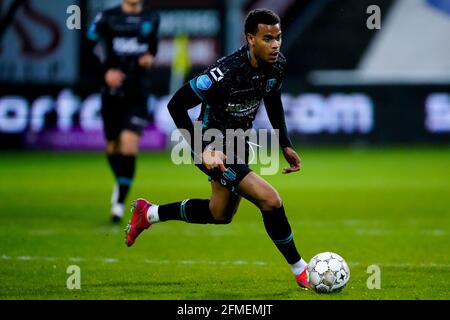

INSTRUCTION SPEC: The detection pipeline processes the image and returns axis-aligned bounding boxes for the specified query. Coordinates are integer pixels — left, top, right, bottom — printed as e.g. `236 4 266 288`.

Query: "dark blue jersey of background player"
87 3 160 95
85 0 160 223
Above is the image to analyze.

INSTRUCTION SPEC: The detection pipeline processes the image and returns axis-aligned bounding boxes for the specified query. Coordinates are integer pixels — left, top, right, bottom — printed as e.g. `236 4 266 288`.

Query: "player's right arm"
167 81 226 172
167 84 201 148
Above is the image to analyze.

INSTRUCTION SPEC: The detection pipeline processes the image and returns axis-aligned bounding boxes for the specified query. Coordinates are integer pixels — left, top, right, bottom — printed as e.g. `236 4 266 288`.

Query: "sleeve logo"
210 67 224 82
141 21 153 36
196 75 212 90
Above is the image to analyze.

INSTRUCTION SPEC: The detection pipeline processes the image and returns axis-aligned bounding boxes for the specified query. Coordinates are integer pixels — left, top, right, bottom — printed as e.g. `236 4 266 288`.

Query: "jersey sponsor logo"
227 101 260 117
112 37 149 55
210 67 224 82
266 78 277 92
196 75 212 90
126 16 141 24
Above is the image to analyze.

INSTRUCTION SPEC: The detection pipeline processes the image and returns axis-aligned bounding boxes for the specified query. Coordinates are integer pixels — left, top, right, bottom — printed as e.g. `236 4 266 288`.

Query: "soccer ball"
307 252 350 293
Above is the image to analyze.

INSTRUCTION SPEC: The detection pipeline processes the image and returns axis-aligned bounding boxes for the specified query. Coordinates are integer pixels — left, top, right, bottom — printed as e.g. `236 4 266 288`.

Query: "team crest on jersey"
266 78 277 92
196 75 212 90
141 21 153 35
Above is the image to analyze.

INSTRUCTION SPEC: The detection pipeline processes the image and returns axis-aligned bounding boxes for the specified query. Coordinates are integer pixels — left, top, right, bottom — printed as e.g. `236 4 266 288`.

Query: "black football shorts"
101 93 149 141
194 140 252 194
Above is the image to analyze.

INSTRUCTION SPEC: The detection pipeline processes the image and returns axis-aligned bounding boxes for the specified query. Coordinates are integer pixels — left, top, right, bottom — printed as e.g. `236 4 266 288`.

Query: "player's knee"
120 144 138 156
106 142 118 154
259 192 282 211
213 215 233 225
209 206 233 224
121 149 137 156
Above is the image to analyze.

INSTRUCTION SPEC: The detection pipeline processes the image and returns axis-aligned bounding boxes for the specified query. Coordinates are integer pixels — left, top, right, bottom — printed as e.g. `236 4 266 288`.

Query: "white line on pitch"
1 254 450 269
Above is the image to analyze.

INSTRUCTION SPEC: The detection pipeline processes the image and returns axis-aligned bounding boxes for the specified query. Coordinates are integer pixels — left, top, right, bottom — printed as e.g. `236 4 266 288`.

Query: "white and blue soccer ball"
307 252 350 293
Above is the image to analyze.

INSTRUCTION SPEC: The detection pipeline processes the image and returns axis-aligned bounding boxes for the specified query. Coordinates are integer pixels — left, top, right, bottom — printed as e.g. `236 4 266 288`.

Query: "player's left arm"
264 90 301 174
139 13 160 69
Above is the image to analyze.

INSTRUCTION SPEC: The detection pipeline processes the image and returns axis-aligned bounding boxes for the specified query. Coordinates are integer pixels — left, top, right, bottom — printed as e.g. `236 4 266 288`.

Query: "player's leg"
125 150 247 245
101 94 126 221
237 172 309 288
111 94 148 222
135 180 241 226
119 129 140 155
105 139 121 181
137 157 243 225
151 180 241 225
209 180 241 224
106 139 123 218
125 180 241 247
111 129 140 218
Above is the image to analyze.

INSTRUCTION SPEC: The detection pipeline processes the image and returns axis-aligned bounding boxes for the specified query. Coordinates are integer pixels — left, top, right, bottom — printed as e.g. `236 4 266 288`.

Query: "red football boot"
295 267 309 289
125 198 152 247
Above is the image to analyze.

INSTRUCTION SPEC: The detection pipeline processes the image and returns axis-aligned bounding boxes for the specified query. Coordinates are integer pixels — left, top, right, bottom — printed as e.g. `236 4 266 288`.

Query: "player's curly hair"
244 9 280 35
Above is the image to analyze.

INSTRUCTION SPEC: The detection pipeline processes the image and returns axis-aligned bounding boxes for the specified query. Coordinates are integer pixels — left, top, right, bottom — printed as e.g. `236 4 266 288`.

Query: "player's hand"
138 53 155 69
202 149 227 172
282 147 301 174
105 69 125 89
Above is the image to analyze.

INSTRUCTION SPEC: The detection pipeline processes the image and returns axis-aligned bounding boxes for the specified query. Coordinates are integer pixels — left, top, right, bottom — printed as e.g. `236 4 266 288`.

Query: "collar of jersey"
244 46 259 70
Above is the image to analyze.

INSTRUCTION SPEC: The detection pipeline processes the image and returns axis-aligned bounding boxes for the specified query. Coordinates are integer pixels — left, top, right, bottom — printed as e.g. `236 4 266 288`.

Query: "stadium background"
0 0 449 300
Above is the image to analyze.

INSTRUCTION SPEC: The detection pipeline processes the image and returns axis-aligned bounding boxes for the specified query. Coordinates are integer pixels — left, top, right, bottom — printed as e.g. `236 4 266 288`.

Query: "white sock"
290 258 308 276
111 203 124 218
146 204 160 224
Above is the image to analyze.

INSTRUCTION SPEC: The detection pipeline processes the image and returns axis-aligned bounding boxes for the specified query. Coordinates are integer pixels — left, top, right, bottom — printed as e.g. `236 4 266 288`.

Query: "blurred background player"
86 0 160 222
125 9 310 288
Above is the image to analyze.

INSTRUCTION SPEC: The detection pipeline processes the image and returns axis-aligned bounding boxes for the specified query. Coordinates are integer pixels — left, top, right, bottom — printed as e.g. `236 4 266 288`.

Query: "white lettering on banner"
426 94 450 132
31 96 53 132
80 94 102 131
56 90 79 132
279 94 373 134
0 97 28 133
0 91 374 135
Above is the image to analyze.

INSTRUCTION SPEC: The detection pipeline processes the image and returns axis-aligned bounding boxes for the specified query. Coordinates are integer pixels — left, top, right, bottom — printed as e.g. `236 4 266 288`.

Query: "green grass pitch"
0 146 449 300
